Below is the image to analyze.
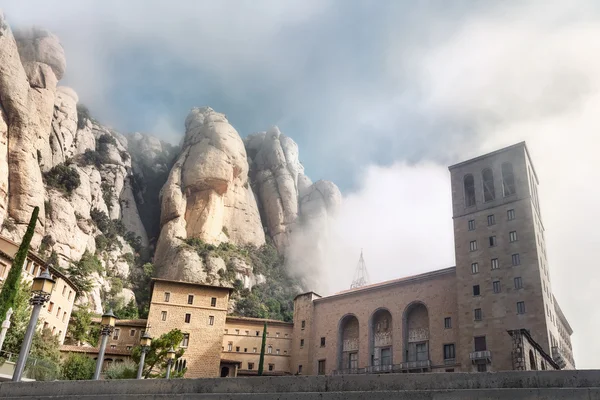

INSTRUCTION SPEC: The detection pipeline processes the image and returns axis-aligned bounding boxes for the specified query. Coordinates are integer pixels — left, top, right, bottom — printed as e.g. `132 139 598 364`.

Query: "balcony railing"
333 360 431 375
551 347 567 369
470 350 492 363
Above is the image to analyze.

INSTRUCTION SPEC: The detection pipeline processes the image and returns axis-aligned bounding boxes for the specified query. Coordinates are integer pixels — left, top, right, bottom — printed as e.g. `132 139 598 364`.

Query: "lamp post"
136 331 152 379
93 309 117 380
12 269 55 382
165 346 175 379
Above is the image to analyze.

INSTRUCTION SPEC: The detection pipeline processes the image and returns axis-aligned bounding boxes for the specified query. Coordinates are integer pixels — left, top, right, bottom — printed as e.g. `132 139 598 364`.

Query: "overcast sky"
3 0 599 368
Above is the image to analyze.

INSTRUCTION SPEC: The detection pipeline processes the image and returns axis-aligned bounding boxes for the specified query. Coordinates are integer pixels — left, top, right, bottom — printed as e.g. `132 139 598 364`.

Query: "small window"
181 333 189 347
444 317 451 329
301 320 306 329
253 347 257 353
487 215 495 226
267 345 272 354
468 220 475 231
161 311 167 321
62 285 67 296
246 330 250 335
113 328 120 340
443 344 456 360
43 322 49 330
185 313 191 323
208 315 214 325
318 360 326 375
512 253 521 266
491 258 499 269
56 307 61 317
276 349 280 355
236 346 240 352
248 362 254 370
492 281 501 293
514 277 523 289
298 365 303 374
110 345 116 349
517 301 526 314
509 231 518 242
211 297 217 307
471 263 479 274
268 364 274 371
126 346 132 350
256 331 260 336
130 329 136 337
228 342 232 351
62 312 67 323
489 236 497 247
68 290 72 301
244 348 247 352
300 339 305 348
235 329 240 335
320 337 326 347
276 332 280 337
48 302 54 312
164 292 170 302
473 285 480 296
188 295 194 305
445 369 455 372
507 209 515 220
474 308 482 321
469 240 477 251
477 363 487 372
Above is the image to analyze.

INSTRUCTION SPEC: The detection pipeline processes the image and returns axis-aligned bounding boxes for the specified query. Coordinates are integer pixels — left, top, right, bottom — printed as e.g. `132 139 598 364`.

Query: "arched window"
502 163 516 196
482 168 495 202
529 350 537 370
464 174 476 207
267 345 272 354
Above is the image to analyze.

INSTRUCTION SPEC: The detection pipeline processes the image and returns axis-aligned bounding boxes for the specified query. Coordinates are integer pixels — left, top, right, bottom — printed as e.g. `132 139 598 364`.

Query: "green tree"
1 281 32 355
26 328 62 381
61 352 95 380
131 329 185 378
114 299 139 320
65 307 100 346
0 206 38 319
258 322 267 376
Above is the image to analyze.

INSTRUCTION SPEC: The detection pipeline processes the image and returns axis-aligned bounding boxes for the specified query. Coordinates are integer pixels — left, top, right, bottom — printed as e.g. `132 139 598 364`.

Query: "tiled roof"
90 318 147 327
59 345 132 356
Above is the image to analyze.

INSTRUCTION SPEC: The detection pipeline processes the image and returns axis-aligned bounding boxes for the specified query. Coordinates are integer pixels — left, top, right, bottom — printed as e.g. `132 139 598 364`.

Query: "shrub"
81 149 104 167
104 359 137 380
76 104 91 130
1 218 16 232
43 163 81 195
101 182 113 210
120 150 130 161
61 353 95 380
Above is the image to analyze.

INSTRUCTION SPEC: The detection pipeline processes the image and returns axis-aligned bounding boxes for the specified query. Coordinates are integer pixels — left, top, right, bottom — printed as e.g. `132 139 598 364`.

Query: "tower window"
301 320 305 329
444 317 451 329
208 316 214 325
464 174 476 207
187 295 194 305
502 163 516 196
507 209 515 220
320 337 326 347
489 236 497 247
211 297 217 307
164 292 170 302
509 231 518 242
300 339 305 348
185 313 191 323
471 263 479 274
268 345 272 354
473 285 480 296
512 253 521 266
482 168 495 202
517 301 526 314
492 281 501 293
469 241 477 251
468 220 475 231
443 344 456 360
514 277 523 289
487 215 495 226
161 311 167 321
491 258 499 269
474 308 482 321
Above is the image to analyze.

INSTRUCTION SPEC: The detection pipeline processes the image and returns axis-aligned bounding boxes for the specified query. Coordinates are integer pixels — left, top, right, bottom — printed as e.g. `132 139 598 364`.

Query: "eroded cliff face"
0 11 342 316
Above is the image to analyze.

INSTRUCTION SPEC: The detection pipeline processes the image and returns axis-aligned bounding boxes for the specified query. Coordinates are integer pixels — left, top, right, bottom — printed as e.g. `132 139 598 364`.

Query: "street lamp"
166 346 176 379
93 309 117 380
12 269 55 382
136 331 152 379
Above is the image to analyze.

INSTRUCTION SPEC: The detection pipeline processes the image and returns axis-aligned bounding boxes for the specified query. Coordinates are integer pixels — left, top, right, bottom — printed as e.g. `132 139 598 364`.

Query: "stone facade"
145 279 231 378
0 235 78 344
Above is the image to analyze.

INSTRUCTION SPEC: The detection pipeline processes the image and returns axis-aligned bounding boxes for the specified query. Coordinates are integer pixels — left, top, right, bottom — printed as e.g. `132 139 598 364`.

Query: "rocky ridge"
0 12 341 319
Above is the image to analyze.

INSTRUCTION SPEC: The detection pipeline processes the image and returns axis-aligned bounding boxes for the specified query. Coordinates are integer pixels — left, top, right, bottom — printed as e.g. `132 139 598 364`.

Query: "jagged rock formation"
154 107 265 282
0 11 342 317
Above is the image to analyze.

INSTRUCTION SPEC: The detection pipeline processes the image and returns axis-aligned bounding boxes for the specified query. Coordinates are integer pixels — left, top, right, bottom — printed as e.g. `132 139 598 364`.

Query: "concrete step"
1 388 599 400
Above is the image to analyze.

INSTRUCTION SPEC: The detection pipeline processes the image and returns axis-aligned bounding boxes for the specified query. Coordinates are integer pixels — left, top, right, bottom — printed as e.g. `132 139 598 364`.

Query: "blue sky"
4 0 600 368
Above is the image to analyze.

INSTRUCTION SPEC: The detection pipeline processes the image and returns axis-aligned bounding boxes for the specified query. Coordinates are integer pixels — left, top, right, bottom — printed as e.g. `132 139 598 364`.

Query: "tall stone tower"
448 142 569 372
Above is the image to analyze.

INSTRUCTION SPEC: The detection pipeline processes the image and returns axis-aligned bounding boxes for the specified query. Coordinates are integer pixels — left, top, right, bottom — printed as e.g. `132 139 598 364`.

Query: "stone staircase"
0 370 599 399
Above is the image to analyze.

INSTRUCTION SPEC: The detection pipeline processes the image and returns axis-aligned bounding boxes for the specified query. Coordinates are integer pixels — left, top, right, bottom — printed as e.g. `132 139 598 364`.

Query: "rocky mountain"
0 11 340 320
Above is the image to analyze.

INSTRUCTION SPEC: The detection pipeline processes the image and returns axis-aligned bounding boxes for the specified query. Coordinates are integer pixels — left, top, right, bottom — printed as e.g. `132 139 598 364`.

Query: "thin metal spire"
350 249 370 289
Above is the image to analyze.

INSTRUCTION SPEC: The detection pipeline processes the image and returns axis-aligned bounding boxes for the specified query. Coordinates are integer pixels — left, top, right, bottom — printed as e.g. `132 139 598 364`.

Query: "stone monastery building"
62 142 575 378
